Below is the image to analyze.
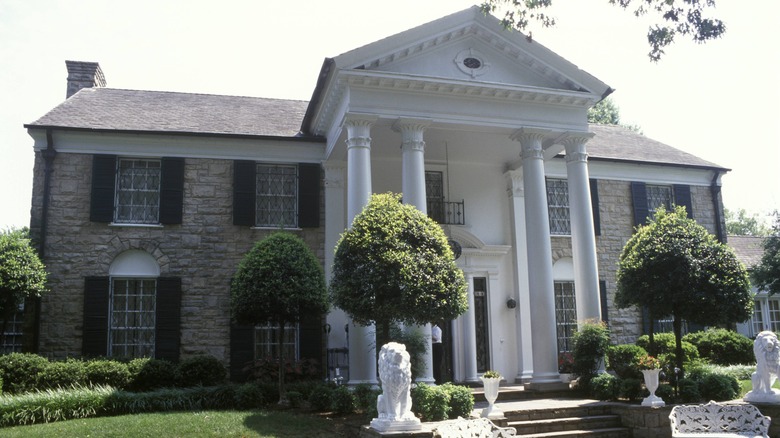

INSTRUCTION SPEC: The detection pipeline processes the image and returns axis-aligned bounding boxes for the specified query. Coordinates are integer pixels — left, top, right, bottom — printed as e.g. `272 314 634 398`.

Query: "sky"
1 0 778 229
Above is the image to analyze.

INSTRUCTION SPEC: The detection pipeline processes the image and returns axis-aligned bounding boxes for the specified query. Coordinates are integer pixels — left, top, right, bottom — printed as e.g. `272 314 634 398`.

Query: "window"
255 323 299 360
554 281 577 353
426 171 445 223
115 159 161 224
646 184 672 216
90 155 184 225
631 182 692 226
1 304 24 354
752 301 766 336
256 164 298 227
547 178 570 235
110 278 156 358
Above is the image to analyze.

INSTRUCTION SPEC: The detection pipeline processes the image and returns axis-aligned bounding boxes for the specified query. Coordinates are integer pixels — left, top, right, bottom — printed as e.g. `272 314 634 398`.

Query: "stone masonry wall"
29 151 325 362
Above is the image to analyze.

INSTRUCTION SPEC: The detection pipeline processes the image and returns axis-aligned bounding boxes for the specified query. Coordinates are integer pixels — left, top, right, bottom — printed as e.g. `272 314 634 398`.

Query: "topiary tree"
616 206 753 376
230 232 328 404
330 193 468 347
0 228 48 347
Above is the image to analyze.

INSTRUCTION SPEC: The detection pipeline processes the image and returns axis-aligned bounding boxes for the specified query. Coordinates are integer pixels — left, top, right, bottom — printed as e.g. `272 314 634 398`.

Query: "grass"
0 409 348 438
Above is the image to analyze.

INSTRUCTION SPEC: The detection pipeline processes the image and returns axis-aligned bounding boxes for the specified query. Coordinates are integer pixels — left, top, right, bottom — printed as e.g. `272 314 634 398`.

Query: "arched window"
108 250 159 358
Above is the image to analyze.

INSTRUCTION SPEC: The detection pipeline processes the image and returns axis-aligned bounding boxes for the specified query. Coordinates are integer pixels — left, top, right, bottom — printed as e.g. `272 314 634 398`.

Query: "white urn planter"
480 374 503 419
641 369 665 407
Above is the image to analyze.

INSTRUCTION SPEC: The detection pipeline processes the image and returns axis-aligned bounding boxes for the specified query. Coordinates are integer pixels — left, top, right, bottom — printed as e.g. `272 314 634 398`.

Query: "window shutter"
673 184 694 219
631 181 649 227
90 155 116 222
599 280 609 324
83 276 109 357
159 157 185 224
230 324 255 382
297 163 321 228
590 179 601 236
155 277 181 362
298 314 324 372
233 161 256 226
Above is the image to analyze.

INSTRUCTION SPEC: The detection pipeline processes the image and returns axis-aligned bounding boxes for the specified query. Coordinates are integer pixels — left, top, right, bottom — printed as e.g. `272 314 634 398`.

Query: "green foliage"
331 385 357 414
479 0 725 61
353 383 379 412
85 359 131 389
754 213 780 296
37 358 87 389
175 355 227 387
725 208 771 236
387 325 428 380
246 357 320 383
607 344 648 379
699 373 739 402
589 373 618 400
683 329 754 366
587 98 642 133
411 383 450 422
0 384 112 426
308 385 334 412
127 358 176 392
571 321 610 387
677 378 701 403
331 193 467 334
0 353 49 394
286 390 303 408
655 383 675 401
0 228 47 339
233 382 265 408
617 377 642 401
441 383 474 419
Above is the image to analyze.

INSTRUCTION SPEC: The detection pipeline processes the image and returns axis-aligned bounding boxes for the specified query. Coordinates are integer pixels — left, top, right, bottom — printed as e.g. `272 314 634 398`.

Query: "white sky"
1 0 778 229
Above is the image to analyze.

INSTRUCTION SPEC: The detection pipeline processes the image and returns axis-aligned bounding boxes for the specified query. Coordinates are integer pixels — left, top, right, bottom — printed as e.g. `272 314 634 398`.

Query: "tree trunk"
673 314 684 378
277 321 287 405
378 320 390 351
647 311 656 356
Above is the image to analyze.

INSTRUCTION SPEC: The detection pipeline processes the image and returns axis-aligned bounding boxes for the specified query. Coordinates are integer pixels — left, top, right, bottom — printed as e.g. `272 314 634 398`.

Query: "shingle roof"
728 235 766 269
26 88 310 138
586 124 725 170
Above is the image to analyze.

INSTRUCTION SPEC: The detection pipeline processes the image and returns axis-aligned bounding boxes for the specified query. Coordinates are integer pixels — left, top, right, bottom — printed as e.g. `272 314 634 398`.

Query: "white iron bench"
669 401 771 437
433 417 516 438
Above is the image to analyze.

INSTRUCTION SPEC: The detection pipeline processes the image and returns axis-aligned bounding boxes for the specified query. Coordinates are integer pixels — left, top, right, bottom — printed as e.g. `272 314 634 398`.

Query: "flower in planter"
482 370 501 379
558 352 574 373
638 355 661 370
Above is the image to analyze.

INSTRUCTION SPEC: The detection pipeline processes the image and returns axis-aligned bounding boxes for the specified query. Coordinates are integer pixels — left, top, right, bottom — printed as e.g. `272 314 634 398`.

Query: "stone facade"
28 151 325 362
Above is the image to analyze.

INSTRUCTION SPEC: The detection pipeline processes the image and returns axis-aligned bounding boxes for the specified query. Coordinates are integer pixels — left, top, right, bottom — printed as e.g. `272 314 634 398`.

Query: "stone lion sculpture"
745 330 780 402
370 342 421 432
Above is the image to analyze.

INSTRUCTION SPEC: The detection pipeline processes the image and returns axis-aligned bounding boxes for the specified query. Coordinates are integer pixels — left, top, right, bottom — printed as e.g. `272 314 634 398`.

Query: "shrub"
175 355 226 387
411 383 450 421
589 373 618 400
233 382 264 408
699 374 739 401
85 359 131 389
0 384 112 426
572 321 610 387
618 377 643 401
286 390 303 408
332 385 357 414
0 353 48 393
256 382 279 405
128 358 176 392
286 380 321 400
636 333 699 363
607 344 648 379
246 357 321 383
441 383 474 419
678 378 701 403
655 383 674 401
353 383 379 411
38 358 87 389
309 384 334 411
684 329 754 365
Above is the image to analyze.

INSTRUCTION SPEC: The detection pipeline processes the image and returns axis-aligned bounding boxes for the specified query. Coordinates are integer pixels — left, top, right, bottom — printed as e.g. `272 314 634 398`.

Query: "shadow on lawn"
243 409 367 438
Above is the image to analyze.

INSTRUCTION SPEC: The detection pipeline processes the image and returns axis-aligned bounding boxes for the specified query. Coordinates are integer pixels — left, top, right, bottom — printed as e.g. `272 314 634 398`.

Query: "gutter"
23 125 325 143
711 170 725 243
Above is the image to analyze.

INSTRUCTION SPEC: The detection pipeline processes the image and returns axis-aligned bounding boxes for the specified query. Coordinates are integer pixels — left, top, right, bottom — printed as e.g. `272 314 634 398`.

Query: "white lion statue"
745 331 780 403
370 342 421 432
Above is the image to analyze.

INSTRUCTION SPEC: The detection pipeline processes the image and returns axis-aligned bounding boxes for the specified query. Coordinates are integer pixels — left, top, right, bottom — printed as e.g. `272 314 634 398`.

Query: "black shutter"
298 314 324 376
159 157 185 224
590 179 601 236
673 184 693 219
631 181 649 227
90 155 116 222
297 163 321 228
233 161 256 226
230 324 255 382
599 280 609 324
83 276 110 357
155 277 181 362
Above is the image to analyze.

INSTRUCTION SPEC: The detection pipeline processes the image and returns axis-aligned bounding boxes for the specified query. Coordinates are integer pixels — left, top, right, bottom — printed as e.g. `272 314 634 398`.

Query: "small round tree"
331 193 468 346
230 232 328 404
753 213 780 295
615 206 752 374
0 228 47 345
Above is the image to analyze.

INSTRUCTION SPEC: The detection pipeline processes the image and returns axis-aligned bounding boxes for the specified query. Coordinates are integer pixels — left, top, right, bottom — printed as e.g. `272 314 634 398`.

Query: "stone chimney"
65 60 106 98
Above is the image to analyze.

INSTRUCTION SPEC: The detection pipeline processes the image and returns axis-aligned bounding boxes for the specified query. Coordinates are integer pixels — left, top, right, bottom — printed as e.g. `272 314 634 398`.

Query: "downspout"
710 170 725 243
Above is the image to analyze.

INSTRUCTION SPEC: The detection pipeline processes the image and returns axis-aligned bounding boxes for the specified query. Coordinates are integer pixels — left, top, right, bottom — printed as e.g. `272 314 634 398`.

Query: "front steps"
506 405 630 437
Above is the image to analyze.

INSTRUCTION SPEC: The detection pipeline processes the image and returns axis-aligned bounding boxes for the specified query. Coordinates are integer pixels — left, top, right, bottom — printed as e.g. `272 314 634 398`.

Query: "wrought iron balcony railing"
428 199 465 225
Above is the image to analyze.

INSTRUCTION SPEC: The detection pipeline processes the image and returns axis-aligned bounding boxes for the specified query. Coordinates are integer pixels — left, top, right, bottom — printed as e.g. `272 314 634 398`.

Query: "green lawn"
0 410 347 438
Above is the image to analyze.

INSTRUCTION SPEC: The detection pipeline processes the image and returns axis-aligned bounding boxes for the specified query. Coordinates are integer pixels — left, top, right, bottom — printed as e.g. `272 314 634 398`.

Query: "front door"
474 277 490 372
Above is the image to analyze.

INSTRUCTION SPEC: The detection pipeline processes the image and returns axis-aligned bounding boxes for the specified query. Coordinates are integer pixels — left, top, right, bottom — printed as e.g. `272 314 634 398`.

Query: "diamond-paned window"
1 304 24 354
110 278 156 358
256 164 298 228
554 281 577 353
255 323 298 360
547 178 571 235
115 159 161 224
646 185 673 215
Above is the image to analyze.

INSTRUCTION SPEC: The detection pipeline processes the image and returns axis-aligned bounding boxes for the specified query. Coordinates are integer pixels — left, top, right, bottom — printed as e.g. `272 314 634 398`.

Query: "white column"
563 133 602 323
511 128 560 388
506 170 534 383
345 115 378 385
323 163 348 352
393 118 435 384
461 272 479 383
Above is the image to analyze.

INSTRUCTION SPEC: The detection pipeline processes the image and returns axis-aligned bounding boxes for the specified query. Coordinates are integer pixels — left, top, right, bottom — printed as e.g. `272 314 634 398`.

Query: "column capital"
505 169 525 197
562 131 595 164
344 113 378 128
510 127 551 143
392 117 432 134
344 114 377 150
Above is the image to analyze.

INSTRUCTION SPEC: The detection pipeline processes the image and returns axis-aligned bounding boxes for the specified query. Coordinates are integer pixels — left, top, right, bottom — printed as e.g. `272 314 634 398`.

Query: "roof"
585 124 726 171
26 88 311 138
728 235 766 269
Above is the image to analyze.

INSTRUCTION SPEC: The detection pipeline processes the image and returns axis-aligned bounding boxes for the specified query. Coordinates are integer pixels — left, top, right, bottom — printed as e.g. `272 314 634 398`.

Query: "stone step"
513 427 631 438
505 405 614 422
509 414 622 435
